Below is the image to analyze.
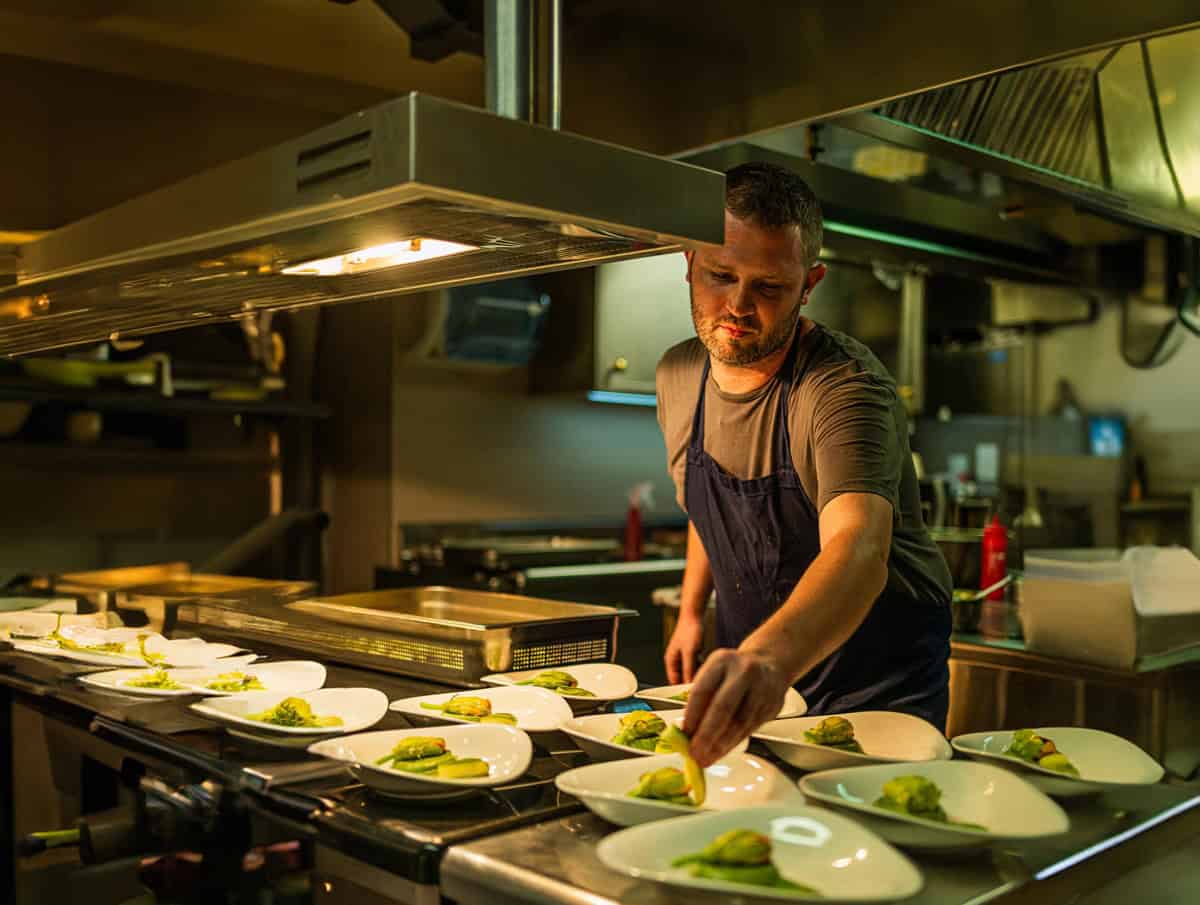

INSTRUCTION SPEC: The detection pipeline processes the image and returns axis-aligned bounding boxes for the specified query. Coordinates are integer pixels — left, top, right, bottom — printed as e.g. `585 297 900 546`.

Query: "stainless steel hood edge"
19 93 725 285
0 93 724 356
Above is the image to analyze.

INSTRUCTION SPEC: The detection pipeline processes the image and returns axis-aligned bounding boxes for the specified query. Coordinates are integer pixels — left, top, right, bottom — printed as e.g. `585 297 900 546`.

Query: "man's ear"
803 262 827 301
684 250 695 283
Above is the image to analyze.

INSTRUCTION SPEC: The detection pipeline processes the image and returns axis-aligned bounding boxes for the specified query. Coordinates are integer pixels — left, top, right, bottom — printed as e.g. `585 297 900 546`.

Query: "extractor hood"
0 93 723 356
837 26 1200 239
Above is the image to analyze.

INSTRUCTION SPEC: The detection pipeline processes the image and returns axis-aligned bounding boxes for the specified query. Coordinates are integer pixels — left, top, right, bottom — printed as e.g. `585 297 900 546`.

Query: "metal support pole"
485 0 531 121
545 0 562 129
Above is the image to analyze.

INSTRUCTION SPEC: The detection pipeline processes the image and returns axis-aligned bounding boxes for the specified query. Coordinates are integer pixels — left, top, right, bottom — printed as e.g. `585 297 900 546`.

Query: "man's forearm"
741 530 887 683
678 521 714 622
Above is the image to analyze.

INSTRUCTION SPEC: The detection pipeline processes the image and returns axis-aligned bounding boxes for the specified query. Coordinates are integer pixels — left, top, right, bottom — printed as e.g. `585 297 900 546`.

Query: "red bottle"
980 515 1008 600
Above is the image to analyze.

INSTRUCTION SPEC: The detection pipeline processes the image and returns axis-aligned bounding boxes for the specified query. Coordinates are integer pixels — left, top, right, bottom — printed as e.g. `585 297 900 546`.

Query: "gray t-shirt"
655 321 952 605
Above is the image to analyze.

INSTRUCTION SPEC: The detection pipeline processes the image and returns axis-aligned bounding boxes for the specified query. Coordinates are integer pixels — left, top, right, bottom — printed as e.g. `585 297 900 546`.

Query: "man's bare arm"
683 493 893 763
664 521 715 683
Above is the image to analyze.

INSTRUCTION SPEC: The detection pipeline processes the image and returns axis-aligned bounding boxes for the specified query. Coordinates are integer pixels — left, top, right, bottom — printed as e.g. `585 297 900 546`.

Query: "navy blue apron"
684 336 951 730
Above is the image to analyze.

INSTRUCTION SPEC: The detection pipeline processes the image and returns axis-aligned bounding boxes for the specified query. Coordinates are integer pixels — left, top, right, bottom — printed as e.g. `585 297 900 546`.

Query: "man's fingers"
664 645 681 685
690 665 752 766
681 643 697 683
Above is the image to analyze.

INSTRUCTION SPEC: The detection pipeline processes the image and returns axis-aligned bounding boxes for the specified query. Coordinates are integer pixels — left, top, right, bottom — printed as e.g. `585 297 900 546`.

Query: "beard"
691 287 803 366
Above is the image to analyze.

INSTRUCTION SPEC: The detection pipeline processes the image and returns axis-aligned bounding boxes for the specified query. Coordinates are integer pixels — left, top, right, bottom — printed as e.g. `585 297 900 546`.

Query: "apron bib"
683 337 951 729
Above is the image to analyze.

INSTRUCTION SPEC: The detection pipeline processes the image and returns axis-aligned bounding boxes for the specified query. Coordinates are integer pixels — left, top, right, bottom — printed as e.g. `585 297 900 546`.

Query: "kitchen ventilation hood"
838 26 1200 239
0 92 724 356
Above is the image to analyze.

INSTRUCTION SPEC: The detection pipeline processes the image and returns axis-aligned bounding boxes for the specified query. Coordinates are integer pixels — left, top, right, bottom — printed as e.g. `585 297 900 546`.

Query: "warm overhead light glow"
282 238 477 276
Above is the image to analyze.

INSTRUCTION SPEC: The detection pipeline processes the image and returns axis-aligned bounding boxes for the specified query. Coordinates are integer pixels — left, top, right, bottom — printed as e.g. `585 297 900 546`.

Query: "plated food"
951 726 1164 797
562 710 750 762
804 716 863 754
596 805 923 902
673 828 816 893
309 724 532 800
80 667 202 698
14 620 251 668
373 735 490 778
480 664 637 712
248 696 343 729
1001 729 1078 775
799 761 1069 851
419 695 517 725
556 753 805 827
391 685 573 735
182 661 327 697
873 775 984 832
754 711 952 771
191 687 388 738
637 683 807 719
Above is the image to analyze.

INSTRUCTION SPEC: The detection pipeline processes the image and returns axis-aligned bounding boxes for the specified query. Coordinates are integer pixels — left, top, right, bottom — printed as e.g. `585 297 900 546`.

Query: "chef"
656 162 953 766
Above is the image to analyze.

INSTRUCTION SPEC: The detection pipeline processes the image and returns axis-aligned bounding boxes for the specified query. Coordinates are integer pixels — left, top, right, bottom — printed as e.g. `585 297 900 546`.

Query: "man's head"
686 162 826 367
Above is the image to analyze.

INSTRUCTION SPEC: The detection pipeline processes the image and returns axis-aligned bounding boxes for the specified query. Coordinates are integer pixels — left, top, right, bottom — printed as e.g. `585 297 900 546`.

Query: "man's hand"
681 648 789 766
664 612 706 684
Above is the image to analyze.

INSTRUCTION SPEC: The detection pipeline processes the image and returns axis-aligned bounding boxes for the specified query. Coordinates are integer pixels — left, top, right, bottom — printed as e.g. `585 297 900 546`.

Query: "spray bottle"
624 482 654 562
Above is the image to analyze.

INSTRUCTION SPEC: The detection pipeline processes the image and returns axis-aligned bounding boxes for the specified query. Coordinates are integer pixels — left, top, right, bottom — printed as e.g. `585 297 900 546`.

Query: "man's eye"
709 271 735 283
758 283 782 295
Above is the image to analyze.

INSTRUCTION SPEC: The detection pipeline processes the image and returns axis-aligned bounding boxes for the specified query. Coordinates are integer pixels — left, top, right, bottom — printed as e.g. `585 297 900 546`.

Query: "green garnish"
627 766 695 806
873 775 986 831
517 670 596 697
1002 729 1080 777
205 672 265 693
372 736 491 778
803 716 865 754
247 696 343 729
124 669 184 690
420 695 517 724
672 829 817 893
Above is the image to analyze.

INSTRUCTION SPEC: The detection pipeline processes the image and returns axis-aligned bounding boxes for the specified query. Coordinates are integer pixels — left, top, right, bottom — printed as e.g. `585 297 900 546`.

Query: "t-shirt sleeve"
805 368 901 517
655 354 686 511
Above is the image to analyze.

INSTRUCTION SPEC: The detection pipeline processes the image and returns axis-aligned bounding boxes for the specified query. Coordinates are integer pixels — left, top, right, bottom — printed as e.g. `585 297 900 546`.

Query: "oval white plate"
556 752 805 826
13 628 252 669
951 727 1164 797
309 724 533 800
754 712 952 771
190 687 388 736
181 661 327 697
637 684 807 719
596 804 923 902
799 760 1069 851
480 664 637 713
79 668 201 697
562 710 749 762
389 685 572 734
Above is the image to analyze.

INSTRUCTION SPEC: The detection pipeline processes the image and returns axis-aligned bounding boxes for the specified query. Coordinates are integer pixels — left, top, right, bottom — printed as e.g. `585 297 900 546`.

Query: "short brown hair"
725 162 823 265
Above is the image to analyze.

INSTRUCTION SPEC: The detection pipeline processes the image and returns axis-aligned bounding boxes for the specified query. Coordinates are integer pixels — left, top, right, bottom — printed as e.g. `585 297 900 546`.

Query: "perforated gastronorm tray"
177 586 634 686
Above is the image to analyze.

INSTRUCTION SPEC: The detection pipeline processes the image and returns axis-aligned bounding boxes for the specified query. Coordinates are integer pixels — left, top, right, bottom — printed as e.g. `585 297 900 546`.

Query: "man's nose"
726 283 754 317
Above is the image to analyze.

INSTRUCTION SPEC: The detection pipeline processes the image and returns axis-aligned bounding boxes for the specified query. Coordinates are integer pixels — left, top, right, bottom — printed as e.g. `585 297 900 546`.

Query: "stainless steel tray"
177 586 635 685
439 536 620 570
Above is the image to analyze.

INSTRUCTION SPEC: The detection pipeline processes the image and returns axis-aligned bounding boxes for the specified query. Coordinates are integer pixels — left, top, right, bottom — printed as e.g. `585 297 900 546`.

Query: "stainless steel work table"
441 782 1200 905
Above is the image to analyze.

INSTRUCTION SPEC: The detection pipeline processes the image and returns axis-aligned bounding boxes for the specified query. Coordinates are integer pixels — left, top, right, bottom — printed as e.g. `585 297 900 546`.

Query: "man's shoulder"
799 323 897 391
658 337 706 373
656 337 706 390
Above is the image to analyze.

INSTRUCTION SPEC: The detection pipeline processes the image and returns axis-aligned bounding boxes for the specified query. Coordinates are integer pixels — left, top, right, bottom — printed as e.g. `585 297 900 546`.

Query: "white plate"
637 683 808 719
556 752 806 827
951 727 1164 797
799 761 1069 851
181 661 327 697
79 667 202 697
309 724 533 800
562 710 750 762
389 685 573 734
596 804 923 903
12 628 252 669
754 712 952 772
0 610 108 639
190 687 388 736
480 664 637 712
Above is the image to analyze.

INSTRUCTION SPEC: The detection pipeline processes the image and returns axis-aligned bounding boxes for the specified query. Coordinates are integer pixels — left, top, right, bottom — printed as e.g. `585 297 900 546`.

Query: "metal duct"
842 26 1200 238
